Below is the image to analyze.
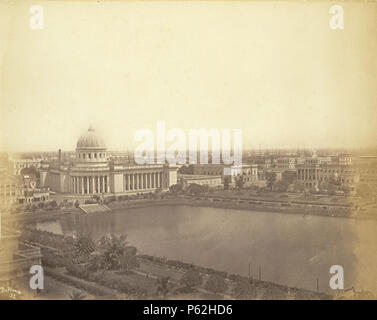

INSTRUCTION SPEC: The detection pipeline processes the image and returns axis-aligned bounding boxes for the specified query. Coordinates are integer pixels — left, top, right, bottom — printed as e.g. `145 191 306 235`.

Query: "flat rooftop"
179 174 222 180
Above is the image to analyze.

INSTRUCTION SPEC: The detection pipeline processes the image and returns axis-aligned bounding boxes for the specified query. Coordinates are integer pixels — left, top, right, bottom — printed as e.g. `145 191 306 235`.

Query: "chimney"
58 149 61 166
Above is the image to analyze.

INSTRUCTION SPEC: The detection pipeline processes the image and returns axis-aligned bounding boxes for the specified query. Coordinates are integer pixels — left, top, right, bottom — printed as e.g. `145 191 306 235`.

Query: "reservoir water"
35 205 377 293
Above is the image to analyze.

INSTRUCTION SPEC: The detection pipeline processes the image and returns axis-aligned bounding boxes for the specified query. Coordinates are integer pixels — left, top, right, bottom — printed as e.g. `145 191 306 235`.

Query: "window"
95 153 97 158
83 154 86 159
89 153 91 159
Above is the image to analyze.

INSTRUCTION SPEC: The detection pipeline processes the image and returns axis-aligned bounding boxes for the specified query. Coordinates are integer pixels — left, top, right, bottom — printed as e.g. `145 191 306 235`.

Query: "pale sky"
0 1 376 152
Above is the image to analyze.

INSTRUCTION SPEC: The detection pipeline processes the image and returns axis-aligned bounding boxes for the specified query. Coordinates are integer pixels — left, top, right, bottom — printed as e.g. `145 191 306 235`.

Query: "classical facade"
40 126 178 196
296 164 359 189
178 174 222 189
192 163 258 186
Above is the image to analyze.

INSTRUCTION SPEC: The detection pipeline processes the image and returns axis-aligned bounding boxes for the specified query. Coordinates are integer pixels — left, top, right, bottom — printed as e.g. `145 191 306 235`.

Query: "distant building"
264 168 287 181
40 126 178 197
276 157 296 169
296 164 359 189
9 157 42 175
192 163 258 186
338 154 353 166
297 156 332 166
0 174 50 207
353 156 377 185
0 175 24 206
178 174 222 189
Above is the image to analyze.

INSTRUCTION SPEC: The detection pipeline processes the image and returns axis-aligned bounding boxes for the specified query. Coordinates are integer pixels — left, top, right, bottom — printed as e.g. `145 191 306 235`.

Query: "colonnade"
70 175 109 194
297 168 319 181
124 172 163 191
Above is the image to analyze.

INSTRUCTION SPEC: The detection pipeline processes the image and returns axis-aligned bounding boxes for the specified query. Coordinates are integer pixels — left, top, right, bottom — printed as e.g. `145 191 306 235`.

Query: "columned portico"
52 127 177 197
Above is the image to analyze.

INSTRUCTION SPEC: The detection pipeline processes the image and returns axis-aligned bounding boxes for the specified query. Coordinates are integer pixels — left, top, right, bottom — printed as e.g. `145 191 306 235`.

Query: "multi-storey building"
296 164 359 189
276 157 296 169
178 174 222 189
353 156 377 185
0 175 23 206
0 174 50 207
192 163 258 186
9 158 42 176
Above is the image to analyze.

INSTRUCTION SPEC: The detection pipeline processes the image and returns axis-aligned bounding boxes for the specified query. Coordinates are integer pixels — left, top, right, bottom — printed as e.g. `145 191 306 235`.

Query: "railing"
0 257 36 276
15 245 42 260
0 242 42 278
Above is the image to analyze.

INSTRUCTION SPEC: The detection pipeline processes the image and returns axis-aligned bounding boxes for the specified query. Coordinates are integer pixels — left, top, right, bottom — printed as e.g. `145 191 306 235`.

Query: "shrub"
204 274 227 294
180 270 203 289
233 281 257 299
50 200 58 208
41 250 67 268
65 261 90 279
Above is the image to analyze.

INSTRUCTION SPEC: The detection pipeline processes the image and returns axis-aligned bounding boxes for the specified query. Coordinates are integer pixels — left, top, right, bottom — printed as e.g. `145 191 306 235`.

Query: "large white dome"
76 126 106 150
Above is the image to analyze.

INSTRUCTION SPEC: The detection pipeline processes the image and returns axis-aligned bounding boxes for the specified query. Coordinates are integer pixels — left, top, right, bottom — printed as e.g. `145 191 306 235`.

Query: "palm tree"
74 232 96 257
98 234 129 269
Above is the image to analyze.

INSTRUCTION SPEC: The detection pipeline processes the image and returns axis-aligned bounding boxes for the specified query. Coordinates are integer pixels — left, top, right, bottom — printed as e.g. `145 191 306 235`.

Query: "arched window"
83 153 86 159
95 153 97 158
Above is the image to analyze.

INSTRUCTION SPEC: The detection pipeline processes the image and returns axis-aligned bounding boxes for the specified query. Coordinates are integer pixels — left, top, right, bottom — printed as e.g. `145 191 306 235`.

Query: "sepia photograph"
0 0 376 308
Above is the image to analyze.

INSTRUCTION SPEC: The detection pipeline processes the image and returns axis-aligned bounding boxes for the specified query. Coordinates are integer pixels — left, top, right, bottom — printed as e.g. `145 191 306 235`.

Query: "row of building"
2 127 377 206
0 174 50 207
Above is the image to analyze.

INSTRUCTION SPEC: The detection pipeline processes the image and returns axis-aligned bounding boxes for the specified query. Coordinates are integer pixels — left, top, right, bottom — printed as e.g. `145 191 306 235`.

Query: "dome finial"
88 124 94 132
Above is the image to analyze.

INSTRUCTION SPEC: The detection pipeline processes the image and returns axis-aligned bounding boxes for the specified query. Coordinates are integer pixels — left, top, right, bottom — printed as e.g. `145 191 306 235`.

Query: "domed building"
40 126 177 198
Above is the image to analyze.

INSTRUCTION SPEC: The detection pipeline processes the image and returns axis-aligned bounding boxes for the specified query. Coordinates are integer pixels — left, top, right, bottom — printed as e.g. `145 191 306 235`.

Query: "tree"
180 270 203 289
204 274 227 294
235 175 244 190
178 165 193 174
272 180 289 192
233 281 257 299
293 181 305 193
169 183 183 194
186 183 207 195
119 246 139 272
96 234 138 271
282 170 297 185
265 172 277 192
223 176 231 190
156 276 170 298
50 200 58 208
318 181 330 194
327 180 339 195
87 252 107 272
20 166 37 176
74 232 96 258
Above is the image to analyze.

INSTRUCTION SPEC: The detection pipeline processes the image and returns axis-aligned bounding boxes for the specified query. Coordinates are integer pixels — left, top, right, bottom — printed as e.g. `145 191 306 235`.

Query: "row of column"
298 169 319 181
70 175 109 194
124 172 163 191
